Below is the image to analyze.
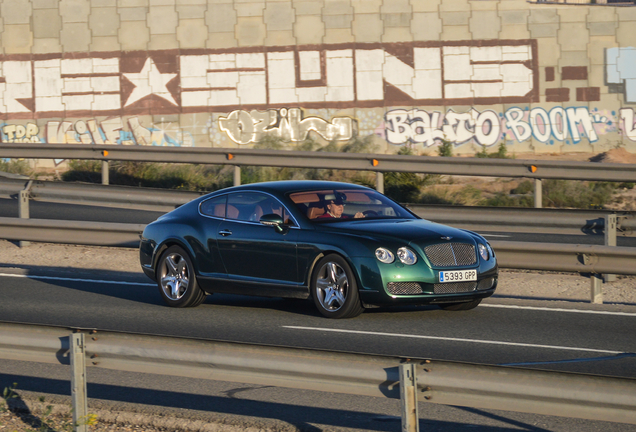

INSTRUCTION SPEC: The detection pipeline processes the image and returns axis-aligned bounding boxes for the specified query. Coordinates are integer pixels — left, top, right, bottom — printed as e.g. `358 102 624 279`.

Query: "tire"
156 246 206 308
439 298 482 311
311 254 364 319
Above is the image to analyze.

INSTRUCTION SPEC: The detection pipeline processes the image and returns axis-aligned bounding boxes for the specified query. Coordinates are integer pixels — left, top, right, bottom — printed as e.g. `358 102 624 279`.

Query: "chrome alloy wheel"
160 252 190 301
315 261 349 312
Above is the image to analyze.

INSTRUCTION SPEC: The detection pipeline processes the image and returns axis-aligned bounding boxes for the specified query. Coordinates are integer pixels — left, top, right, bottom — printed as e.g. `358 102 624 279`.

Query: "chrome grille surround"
424 243 476 267
434 281 477 294
387 282 423 295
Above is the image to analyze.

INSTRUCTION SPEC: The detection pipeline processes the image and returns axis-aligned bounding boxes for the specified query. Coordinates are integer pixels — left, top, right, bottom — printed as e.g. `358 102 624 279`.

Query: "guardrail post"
18 180 33 247
376 172 384 194
534 179 542 208
70 332 88 432
233 166 241 186
400 363 419 432
591 274 603 304
604 214 617 283
101 161 109 185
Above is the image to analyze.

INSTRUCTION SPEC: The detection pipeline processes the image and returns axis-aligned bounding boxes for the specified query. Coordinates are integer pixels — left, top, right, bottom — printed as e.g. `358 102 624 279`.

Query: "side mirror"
260 213 285 233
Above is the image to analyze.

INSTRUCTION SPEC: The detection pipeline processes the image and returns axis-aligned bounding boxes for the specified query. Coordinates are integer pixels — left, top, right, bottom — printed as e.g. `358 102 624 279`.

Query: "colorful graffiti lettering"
1 117 191 146
219 108 355 145
621 108 636 141
384 107 617 147
2 118 189 146
1 123 41 143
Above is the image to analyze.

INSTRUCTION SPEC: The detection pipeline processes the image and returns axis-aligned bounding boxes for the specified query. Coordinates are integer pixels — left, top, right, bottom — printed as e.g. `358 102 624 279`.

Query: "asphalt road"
1 270 636 431
2 197 636 247
1 271 634 379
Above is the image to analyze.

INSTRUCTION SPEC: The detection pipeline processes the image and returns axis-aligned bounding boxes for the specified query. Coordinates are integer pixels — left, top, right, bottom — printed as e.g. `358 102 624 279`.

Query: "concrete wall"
1 0 635 157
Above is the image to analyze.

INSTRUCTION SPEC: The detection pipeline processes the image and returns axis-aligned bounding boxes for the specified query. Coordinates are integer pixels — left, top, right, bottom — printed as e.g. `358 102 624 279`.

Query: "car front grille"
424 243 476 267
434 277 495 294
387 282 423 295
434 281 477 294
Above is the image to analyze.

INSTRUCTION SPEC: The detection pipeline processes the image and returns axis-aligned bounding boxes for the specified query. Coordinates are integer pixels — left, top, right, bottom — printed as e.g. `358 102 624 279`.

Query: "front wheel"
439 298 482 311
156 246 206 308
311 254 364 319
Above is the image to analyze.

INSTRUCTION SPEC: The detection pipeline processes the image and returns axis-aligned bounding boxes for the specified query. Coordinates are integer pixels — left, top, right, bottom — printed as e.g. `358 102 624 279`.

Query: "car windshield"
289 189 416 222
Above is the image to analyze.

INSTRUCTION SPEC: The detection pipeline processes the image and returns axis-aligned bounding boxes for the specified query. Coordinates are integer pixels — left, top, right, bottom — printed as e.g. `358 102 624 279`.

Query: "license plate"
439 269 477 283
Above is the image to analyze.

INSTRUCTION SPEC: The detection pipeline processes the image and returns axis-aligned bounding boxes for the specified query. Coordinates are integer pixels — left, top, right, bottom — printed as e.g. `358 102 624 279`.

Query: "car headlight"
397 247 417 265
375 248 395 264
478 243 489 261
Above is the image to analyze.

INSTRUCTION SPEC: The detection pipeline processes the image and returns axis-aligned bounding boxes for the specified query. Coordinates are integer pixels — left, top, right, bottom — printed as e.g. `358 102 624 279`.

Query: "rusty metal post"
534 178 542 209
234 166 241 186
70 332 88 432
376 171 384 194
400 363 419 432
18 180 33 247
101 161 109 185
591 274 603 304
604 214 617 282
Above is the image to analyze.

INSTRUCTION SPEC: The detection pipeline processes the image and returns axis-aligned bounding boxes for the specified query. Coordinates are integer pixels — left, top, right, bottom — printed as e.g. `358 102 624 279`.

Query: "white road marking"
283 326 625 355
482 303 636 317
481 234 511 238
0 272 155 286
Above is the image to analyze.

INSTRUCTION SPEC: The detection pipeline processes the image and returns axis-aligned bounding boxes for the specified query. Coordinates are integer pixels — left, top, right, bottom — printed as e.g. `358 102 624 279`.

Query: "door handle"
218 229 232 237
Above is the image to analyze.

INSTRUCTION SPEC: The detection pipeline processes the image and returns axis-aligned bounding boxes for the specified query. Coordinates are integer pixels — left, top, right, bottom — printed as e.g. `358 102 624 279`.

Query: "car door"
216 192 299 287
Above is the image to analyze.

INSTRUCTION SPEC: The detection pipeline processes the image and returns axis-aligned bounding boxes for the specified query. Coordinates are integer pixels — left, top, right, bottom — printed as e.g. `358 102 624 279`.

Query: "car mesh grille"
434 282 477 294
424 243 476 267
387 282 423 295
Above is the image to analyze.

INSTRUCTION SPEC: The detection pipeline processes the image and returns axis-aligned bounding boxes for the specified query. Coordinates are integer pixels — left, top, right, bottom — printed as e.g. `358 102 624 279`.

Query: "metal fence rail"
2 143 636 182
0 321 635 426
0 216 635 277
1 178 634 236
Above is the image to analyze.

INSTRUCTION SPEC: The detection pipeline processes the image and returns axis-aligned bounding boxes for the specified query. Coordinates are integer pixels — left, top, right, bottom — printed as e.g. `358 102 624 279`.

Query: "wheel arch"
306 250 363 298
153 238 199 277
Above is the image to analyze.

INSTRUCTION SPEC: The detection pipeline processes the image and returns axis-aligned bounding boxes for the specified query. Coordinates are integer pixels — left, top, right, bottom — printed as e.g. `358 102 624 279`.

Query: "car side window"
200 195 227 218
226 192 296 226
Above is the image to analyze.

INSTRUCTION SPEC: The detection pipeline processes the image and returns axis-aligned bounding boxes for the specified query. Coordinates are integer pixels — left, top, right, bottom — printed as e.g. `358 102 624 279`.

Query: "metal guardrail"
0 217 144 247
0 322 635 427
1 178 634 236
0 177 201 212
2 143 636 182
1 217 635 276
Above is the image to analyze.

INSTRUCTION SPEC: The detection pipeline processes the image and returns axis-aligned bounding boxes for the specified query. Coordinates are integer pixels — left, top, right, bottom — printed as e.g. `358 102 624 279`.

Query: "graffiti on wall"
219 108 355 145
384 106 621 146
0 41 538 119
607 47 636 103
622 108 636 141
0 117 191 146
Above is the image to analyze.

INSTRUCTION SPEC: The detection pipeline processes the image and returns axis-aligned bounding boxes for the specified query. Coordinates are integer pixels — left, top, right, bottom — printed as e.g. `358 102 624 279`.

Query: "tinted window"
226 192 296 226
200 195 227 218
289 189 415 221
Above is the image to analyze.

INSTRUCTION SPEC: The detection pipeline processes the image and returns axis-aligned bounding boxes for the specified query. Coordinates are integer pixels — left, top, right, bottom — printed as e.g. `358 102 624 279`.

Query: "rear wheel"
156 246 206 308
439 298 482 311
311 254 364 319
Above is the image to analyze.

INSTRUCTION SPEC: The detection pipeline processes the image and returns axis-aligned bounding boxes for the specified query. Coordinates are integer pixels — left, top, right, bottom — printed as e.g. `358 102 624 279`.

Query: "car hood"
315 218 479 245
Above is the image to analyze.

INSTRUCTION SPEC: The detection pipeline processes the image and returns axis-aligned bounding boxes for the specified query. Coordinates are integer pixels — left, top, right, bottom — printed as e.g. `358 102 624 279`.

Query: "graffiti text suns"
385 107 605 146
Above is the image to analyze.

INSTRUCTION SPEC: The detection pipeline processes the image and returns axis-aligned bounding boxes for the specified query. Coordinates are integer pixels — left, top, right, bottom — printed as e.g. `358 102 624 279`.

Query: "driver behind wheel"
318 194 364 219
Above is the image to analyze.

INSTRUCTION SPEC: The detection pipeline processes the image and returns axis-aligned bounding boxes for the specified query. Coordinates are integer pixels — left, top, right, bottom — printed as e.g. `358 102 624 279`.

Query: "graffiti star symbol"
122 58 178 107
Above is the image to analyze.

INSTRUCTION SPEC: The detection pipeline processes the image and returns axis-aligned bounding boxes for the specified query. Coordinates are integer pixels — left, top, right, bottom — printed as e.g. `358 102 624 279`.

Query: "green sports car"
140 180 498 318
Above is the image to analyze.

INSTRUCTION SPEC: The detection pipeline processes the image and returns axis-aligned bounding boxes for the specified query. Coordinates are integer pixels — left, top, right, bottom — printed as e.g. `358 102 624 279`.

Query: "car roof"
209 180 373 196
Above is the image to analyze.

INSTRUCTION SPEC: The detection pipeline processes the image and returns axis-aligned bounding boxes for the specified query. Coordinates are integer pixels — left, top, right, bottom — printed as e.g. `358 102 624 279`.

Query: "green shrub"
437 139 453 157
0 159 32 176
543 180 615 209
511 180 534 195
475 142 513 159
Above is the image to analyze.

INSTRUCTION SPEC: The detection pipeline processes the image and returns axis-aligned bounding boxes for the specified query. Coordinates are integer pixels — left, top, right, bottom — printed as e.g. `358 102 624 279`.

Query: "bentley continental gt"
140 180 498 318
